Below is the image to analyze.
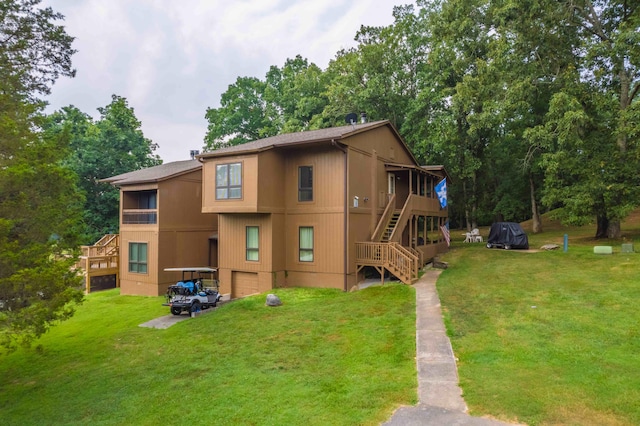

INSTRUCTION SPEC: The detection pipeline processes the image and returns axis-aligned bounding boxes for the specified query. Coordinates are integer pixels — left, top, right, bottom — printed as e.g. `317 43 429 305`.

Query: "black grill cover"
487 222 529 249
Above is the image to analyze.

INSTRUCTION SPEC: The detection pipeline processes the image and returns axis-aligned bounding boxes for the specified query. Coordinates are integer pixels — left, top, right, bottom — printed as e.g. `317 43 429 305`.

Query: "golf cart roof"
164 267 217 272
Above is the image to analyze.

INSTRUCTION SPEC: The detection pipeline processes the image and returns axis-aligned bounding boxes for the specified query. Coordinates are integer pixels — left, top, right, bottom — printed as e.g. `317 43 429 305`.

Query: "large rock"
433 257 448 269
540 244 560 250
265 294 282 307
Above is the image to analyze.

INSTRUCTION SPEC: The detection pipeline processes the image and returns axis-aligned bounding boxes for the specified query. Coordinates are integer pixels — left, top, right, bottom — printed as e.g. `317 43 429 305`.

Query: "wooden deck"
79 234 120 293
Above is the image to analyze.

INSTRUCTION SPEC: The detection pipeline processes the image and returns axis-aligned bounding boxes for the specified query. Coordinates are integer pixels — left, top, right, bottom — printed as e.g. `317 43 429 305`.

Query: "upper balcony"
122 209 157 224
122 189 158 225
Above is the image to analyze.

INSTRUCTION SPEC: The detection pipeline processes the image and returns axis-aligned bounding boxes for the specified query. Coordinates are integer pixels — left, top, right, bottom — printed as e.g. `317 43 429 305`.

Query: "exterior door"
232 271 259 298
388 173 396 195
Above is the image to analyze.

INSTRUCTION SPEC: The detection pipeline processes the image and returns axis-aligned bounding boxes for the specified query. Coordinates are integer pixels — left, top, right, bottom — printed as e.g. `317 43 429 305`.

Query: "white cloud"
43 0 412 163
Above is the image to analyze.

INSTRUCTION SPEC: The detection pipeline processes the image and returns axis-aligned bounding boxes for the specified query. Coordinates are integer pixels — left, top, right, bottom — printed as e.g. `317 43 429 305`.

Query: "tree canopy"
204 55 329 150
46 96 162 243
0 0 83 352
203 0 640 237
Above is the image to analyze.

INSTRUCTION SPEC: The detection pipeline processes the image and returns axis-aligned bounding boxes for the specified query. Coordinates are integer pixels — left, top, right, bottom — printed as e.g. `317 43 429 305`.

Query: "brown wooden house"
102 120 447 297
198 120 448 298
103 160 218 296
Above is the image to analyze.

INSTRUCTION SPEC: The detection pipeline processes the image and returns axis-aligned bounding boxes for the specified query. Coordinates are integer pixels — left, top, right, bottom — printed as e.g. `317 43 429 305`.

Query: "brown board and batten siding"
112 164 219 296
119 229 158 296
214 145 348 295
197 120 449 296
282 145 348 289
202 155 259 213
257 150 286 212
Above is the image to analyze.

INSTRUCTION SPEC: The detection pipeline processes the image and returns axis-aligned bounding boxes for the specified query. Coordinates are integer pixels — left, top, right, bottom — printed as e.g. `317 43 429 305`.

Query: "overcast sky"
43 0 411 163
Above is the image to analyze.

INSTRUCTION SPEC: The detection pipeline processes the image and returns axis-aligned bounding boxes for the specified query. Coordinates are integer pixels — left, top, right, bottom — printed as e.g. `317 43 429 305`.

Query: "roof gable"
102 160 201 186
198 120 418 165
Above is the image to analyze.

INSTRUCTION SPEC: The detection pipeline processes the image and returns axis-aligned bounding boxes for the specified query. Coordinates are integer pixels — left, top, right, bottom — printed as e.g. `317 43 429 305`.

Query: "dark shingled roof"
198 120 397 158
102 159 201 186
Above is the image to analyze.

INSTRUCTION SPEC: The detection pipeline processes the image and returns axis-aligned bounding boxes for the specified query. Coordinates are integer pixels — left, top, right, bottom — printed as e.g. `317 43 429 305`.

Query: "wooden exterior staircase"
381 211 401 242
355 242 419 284
79 234 120 293
356 194 421 285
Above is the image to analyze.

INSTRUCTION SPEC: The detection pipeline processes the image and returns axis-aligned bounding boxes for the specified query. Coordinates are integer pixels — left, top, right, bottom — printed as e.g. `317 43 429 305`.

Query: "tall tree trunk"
595 214 609 239
471 172 478 229
463 181 471 231
529 174 542 234
607 221 621 239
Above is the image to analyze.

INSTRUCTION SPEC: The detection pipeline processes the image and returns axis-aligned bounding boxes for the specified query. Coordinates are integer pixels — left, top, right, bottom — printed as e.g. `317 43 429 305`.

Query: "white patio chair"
470 228 483 242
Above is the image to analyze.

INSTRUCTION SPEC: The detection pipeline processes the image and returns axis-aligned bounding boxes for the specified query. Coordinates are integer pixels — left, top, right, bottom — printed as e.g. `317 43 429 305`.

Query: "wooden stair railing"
355 241 419 285
388 243 419 283
381 212 401 242
388 195 415 243
79 234 120 293
81 234 119 258
371 194 396 242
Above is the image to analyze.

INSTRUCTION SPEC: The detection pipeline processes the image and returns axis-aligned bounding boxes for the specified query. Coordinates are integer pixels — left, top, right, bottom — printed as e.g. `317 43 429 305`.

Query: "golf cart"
162 267 222 315
486 222 529 250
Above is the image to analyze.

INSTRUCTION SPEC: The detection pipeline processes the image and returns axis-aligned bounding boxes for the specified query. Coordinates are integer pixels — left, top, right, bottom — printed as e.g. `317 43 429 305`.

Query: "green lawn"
0 285 417 425
3 215 640 426
438 217 640 425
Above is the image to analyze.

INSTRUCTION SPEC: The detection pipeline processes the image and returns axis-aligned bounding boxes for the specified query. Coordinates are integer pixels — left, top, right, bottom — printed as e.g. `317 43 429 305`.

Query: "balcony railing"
123 209 157 224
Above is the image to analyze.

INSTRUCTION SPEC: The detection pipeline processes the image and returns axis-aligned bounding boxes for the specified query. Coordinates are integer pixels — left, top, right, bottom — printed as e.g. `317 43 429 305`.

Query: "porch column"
371 150 378 235
409 169 413 194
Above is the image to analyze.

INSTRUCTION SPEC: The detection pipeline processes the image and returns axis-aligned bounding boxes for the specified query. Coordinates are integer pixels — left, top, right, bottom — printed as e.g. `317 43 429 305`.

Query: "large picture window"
299 227 314 262
246 226 259 261
216 162 242 199
128 242 148 273
298 165 313 202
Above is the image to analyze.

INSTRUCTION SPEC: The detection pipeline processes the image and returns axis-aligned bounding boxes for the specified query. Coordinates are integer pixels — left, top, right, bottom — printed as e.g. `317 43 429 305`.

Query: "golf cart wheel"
170 307 182 316
190 301 201 314
486 243 493 249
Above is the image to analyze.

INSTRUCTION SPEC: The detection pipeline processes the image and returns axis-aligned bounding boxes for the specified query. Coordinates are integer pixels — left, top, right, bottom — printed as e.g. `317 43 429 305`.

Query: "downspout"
332 139 349 292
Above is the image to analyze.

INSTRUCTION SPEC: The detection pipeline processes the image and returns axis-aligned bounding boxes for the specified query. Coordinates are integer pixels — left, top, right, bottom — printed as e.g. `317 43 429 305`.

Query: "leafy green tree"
204 76 275 149
323 5 426 134
264 55 329 132
0 0 75 99
404 0 502 229
204 56 329 150
406 0 639 236
46 96 162 243
0 0 84 352
517 0 640 238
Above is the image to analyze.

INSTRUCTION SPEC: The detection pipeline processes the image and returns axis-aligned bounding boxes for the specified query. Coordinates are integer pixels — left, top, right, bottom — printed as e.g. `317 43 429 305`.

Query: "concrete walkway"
384 269 518 426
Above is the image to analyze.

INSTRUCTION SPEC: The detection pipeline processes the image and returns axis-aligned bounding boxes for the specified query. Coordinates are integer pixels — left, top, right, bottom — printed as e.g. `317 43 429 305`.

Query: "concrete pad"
416 310 446 332
416 331 455 361
139 303 225 329
418 382 467 412
139 313 190 329
415 288 440 302
385 405 516 426
418 361 460 383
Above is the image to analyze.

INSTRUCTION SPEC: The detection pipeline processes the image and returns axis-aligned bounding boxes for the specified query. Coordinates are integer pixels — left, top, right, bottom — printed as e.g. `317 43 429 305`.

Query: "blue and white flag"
435 178 447 208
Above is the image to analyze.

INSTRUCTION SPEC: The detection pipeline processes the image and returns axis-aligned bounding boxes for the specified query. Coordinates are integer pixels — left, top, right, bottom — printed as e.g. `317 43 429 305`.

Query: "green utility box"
593 246 613 255
621 243 634 253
